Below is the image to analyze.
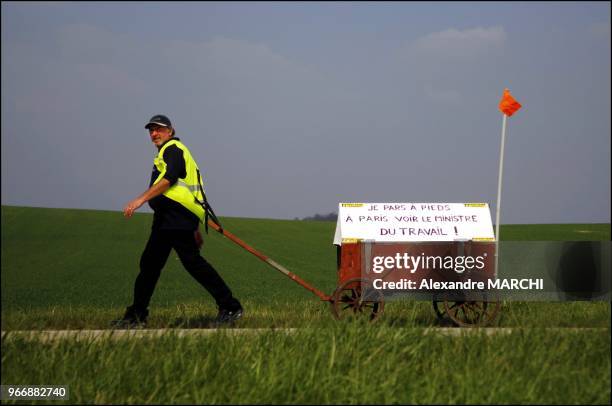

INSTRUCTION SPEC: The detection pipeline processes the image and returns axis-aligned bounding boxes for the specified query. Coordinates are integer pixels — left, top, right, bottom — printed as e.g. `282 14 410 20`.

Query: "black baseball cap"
145 114 172 129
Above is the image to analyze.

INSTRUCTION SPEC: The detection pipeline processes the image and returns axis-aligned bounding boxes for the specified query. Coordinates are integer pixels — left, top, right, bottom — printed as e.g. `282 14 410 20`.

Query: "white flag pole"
494 113 508 276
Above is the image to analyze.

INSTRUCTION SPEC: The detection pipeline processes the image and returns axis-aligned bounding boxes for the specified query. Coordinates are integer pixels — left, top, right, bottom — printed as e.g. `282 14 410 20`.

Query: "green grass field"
1 206 610 404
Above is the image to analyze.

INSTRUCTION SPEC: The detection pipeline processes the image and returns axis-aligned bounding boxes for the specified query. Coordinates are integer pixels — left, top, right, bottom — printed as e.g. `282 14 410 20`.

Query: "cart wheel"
331 278 384 322
432 300 447 320
443 292 501 327
432 293 448 320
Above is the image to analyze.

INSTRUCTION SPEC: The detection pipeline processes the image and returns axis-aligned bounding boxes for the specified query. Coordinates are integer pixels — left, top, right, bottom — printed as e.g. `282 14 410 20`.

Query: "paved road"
2 327 607 342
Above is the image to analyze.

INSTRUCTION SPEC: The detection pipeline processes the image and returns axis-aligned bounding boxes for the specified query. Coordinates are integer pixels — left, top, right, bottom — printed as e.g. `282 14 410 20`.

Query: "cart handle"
207 219 331 301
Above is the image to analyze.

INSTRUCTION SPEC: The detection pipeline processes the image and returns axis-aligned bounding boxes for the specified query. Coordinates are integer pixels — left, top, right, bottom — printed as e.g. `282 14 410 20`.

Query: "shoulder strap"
195 168 223 233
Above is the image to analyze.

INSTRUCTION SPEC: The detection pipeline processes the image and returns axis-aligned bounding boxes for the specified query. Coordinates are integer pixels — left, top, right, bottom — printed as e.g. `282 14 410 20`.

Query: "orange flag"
498 88 522 117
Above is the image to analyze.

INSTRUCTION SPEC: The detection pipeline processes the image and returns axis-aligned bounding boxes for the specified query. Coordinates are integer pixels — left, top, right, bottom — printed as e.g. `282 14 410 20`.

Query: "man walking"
112 114 243 328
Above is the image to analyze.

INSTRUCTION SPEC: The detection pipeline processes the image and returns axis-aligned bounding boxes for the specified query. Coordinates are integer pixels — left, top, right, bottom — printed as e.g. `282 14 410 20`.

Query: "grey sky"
2 2 610 223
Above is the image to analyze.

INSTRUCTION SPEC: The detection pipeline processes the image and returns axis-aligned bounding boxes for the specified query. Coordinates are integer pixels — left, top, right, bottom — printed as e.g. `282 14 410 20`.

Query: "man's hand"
123 179 171 219
123 197 145 218
194 229 203 249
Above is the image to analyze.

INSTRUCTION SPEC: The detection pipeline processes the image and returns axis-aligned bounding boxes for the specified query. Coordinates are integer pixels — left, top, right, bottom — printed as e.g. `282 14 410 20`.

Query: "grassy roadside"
2 325 610 404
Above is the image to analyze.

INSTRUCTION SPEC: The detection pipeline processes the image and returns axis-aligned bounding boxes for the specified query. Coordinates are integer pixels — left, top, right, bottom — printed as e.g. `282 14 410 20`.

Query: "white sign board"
333 203 495 245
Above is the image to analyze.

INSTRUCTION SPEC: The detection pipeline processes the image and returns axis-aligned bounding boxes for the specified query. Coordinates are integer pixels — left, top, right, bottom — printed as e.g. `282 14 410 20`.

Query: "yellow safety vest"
153 139 206 222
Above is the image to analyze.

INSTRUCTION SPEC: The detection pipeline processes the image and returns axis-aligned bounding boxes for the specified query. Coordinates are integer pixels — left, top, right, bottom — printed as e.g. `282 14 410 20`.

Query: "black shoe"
110 306 148 329
214 306 243 325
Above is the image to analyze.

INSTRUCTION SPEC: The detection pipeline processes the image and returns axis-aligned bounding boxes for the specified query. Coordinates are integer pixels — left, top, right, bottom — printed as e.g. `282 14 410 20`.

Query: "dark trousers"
131 228 240 313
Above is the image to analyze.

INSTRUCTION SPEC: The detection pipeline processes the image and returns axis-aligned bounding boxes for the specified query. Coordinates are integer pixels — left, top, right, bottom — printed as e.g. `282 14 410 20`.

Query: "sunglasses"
147 125 168 132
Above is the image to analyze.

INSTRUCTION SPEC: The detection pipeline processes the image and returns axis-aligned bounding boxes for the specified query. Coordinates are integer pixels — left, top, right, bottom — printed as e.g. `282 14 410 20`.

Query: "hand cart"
208 220 500 327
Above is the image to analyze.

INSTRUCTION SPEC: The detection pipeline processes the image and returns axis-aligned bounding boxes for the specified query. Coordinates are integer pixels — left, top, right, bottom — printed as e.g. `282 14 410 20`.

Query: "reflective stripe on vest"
153 139 206 222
